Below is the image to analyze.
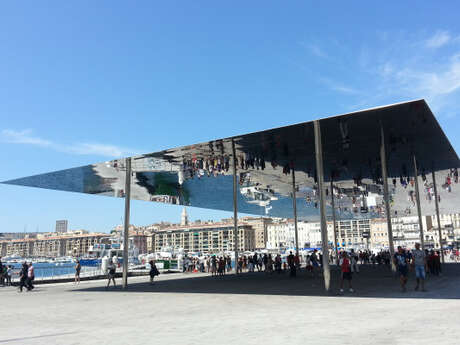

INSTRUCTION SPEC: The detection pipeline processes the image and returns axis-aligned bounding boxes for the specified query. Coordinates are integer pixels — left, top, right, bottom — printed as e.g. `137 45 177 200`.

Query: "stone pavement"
1 265 459 345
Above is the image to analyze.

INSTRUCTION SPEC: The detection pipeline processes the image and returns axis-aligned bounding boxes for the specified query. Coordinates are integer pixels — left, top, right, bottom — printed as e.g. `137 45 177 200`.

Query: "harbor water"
7 262 100 280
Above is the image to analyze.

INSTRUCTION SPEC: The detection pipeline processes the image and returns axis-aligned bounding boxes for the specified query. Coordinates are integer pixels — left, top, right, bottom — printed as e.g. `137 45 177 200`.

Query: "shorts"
342 271 352 280
415 265 426 279
398 266 408 277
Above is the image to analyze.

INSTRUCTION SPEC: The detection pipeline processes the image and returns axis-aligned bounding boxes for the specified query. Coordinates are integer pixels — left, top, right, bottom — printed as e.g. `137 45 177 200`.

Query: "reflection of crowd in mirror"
421 167 458 204
238 153 266 171
109 159 126 172
386 165 459 210
442 168 458 192
181 155 231 179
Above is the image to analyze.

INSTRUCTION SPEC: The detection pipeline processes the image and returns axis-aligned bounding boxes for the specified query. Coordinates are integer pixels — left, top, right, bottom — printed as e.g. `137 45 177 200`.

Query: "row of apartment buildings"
2 214 460 258
143 214 460 253
0 230 109 258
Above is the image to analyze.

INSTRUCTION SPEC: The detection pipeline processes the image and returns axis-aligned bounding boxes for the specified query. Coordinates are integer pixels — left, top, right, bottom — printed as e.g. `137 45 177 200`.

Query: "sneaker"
414 285 419 291
339 288 344 294
349 288 354 293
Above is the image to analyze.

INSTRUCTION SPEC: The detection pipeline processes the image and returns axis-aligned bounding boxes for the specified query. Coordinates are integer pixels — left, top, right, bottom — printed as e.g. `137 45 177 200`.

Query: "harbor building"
266 219 335 250
0 232 109 258
239 216 273 249
1 238 35 257
153 222 255 253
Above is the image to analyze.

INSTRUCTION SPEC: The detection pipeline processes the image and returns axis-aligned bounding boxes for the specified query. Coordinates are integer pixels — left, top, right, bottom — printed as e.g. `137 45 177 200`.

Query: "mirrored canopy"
3 99 459 220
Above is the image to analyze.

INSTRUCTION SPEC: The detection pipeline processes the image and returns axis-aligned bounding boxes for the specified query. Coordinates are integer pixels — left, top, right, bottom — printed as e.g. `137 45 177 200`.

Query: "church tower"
181 207 189 226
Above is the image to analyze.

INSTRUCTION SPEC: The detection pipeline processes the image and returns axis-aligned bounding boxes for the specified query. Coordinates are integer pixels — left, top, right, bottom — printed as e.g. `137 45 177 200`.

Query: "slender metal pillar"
292 169 299 255
380 125 395 270
314 120 330 291
122 157 132 289
413 155 425 250
330 179 338 265
232 139 239 274
432 170 444 263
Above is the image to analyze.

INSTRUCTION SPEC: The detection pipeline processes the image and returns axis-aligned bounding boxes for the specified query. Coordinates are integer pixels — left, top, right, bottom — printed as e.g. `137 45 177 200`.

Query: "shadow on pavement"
71 263 460 300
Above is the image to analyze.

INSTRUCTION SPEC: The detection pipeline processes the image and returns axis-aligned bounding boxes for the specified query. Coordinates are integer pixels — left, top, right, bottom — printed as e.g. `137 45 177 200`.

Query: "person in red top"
339 252 354 294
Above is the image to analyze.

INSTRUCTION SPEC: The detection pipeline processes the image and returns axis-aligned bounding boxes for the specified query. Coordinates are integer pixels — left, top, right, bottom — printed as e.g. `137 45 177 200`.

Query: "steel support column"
432 170 444 263
122 157 132 289
314 120 330 291
292 169 299 256
380 125 395 270
232 139 239 274
413 155 425 250
330 179 338 265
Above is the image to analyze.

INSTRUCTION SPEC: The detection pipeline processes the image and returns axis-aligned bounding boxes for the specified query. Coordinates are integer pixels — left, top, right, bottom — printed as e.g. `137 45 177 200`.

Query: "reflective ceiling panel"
3 100 459 220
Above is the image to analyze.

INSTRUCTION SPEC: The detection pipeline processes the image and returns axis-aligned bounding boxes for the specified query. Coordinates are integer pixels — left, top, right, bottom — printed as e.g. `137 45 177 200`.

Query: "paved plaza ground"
1 264 460 345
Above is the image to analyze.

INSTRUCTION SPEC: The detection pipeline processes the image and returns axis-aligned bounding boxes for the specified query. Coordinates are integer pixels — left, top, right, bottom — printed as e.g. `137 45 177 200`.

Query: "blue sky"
1 1 460 233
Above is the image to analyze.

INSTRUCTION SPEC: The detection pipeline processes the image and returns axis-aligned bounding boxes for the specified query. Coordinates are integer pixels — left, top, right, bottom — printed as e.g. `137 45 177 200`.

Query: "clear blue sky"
1 1 460 233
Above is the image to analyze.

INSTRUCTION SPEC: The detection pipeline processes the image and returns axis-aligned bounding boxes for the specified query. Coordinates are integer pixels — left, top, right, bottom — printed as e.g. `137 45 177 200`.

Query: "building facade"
55 220 68 233
0 232 108 258
240 216 273 249
153 222 255 253
266 220 335 250
1 238 35 257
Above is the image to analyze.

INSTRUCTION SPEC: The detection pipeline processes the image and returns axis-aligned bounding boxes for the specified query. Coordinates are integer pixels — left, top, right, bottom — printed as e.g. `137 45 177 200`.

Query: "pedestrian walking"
394 246 409 292
287 251 296 277
18 262 29 293
1 264 6 287
237 256 243 274
412 243 427 292
0 258 4 286
6 265 12 286
211 255 217 276
350 249 359 273
226 256 232 273
339 252 354 294
149 260 160 284
218 257 225 276
106 261 116 289
310 250 320 277
26 262 35 291
274 254 282 273
75 259 81 284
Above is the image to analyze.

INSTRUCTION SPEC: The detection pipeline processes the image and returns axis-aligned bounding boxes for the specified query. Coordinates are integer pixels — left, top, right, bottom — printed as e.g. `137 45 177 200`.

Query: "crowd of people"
178 246 449 294
0 259 13 287
0 245 453 294
0 259 35 292
181 249 395 277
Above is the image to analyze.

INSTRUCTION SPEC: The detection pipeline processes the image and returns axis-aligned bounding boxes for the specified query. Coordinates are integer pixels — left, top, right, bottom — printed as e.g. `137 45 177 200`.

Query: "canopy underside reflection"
3 99 459 220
